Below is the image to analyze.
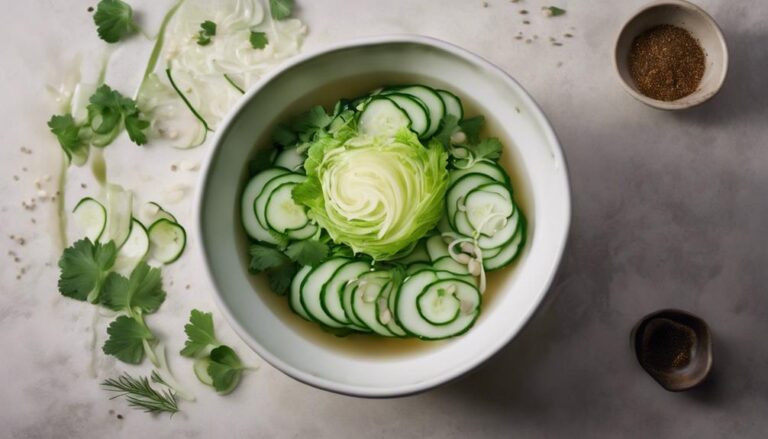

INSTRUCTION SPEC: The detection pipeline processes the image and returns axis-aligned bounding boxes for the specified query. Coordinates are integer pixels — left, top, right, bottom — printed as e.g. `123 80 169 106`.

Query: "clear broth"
239 73 533 359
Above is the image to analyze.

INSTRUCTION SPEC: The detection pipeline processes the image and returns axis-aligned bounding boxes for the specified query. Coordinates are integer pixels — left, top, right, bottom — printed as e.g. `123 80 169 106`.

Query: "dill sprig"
102 371 180 415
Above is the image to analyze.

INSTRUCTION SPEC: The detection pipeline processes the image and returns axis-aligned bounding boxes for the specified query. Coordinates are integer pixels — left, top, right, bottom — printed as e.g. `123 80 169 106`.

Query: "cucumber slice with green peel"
384 85 445 138
449 162 510 186
437 214 452 235
477 208 520 250
434 269 478 289
342 279 369 329
446 173 495 229
286 222 318 241
148 219 187 264
426 234 450 261
417 282 461 325
290 265 313 321
140 201 177 225
72 197 107 242
193 357 214 386
265 182 310 233
322 260 372 328
358 97 411 138
113 218 150 274
273 147 305 172
464 190 514 235
255 173 305 230
379 283 408 337
433 256 471 276
436 89 464 122
102 184 133 248
484 215 526 271
406 262 432 275
396 272 481 340
241 168 289 244
300 258 350 328
384 93 429 137
350 272 395 336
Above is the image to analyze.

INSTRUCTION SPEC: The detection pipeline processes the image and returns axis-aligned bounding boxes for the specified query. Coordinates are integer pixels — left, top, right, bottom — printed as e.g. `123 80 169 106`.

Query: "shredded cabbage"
294 129 449 260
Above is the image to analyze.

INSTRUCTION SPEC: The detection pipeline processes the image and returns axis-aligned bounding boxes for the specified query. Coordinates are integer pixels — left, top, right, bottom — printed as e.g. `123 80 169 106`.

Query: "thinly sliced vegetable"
73 197 107 242
437 89 464 122
300 258 348 328
358 97 410 138
193 357 214 386
322 260 370 328
241 168 288 244
273 147 305 172
384 94 429 137
290 265 313 320
140 201 177 225
102 184 133 248
113 218 150 274
148 219 187 264
265 182 309 233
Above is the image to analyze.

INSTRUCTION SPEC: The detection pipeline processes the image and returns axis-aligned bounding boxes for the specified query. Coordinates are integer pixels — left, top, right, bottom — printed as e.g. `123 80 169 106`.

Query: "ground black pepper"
628 25 705 101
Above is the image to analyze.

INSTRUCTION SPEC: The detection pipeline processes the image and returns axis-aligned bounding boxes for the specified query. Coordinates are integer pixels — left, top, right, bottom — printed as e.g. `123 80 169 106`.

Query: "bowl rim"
612 0 729 111
195 34 572 398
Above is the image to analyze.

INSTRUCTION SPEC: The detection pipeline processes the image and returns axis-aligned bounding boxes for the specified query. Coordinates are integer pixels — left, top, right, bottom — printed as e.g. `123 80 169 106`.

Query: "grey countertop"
1 0 766 437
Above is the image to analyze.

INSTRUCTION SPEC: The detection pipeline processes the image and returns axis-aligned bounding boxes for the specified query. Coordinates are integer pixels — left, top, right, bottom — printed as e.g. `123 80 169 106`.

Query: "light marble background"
1 0 766 437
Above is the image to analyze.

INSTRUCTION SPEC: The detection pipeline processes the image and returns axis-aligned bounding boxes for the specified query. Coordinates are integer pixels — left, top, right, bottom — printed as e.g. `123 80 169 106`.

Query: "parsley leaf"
207 345 245 394
249 31 268 49
473 137 503 161
269 0 294 20
248 244 290 272
87 84 149 146
434 114 459 147
196 20 217 46
459 116 485 144
290 106 333 142
47 114 88 162
58 239 117 302
267 263 298 296
180 309 219 358
100 262 166 315
93 0 139 43
103 315 154 364
284 240 328 266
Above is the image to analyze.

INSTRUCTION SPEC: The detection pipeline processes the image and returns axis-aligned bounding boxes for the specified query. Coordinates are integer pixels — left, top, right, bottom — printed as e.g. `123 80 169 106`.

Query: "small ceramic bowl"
614 0 728 110
196 35 571 397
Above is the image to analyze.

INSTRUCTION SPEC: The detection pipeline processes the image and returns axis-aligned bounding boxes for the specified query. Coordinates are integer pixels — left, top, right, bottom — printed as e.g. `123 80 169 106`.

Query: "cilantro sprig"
180 310 249 394
269 0 294 20
249 31 268 49
196 20 217 46
93 0 140 43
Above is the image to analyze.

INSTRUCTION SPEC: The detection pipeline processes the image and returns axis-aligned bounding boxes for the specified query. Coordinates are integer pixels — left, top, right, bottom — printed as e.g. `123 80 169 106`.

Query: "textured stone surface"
1 0 766 437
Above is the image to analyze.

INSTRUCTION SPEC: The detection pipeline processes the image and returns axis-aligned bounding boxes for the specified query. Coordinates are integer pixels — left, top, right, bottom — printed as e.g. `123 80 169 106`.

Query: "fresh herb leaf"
100 261 166 315
290 106 333 142
249 31 268 49
124 110 150 145
87 84 149 146
459 116 485 144
102 371 179 414
434 114 459 147
47 114 88 163
93 0 139 43
269 0 294 20
103 315 154 364
58 238 117 302
207 346 245 394
271 124 297 147
196 20 216 46
473 137 503 161
542 6 566 17
248 244 289 272
284 240 329 266
267 262 298 295
180 309 219 358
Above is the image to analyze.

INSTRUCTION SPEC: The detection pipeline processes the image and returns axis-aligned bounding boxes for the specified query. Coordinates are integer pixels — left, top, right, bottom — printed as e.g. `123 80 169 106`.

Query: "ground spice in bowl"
628 24 705 101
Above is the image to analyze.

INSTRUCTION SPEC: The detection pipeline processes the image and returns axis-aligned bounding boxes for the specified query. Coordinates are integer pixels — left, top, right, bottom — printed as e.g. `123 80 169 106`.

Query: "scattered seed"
523 20 530 25
22 167 27 172
185 284 190 290
81 183 87 189
14 257 20 263
116 414 123 420
482 1 489 7
31 218 36 224
87 6 94 12
514 35 523 40
564 33 573 38
519 9 528 15
179 160 200 171
553 42 563 46
525 39 532 44
171 164 178 172
13 175 19 181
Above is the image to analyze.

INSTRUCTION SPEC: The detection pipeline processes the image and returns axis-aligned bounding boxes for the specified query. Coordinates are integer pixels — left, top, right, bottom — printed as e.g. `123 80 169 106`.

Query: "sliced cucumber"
436 89 464 122
358 97 410 138
484 215 526 271
72 197 107 242
350 272 394 336
114 218 150 274
385 85 445 138
342 277 369 329
322 260 371 328
477 208 520 250
433 256 471 276
394 238 430 264
286 222 318 241
273 147 305 172
396 272 480 340
417 282 461 325
434 269 478 289
300 258 349 328
379 283 408 336
426 234 450 261
446 173 495 230
148 218 187 264
449 162 508 186
384 94 429 137
241 168 289 243
140 201 177 225
464 188 513 235
290 265 313 321
193 357 214 386
265 182 309 233
406 262 432 275
255 173 305 231
102 184 133 248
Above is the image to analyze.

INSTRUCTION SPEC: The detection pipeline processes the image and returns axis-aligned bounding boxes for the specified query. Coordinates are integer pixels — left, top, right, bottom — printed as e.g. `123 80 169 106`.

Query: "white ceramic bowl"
197 35 571 397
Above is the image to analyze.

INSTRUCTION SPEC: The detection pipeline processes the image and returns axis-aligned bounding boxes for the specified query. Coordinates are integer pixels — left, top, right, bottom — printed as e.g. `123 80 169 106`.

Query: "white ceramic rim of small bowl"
613 0 729 110
195 34 572 397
